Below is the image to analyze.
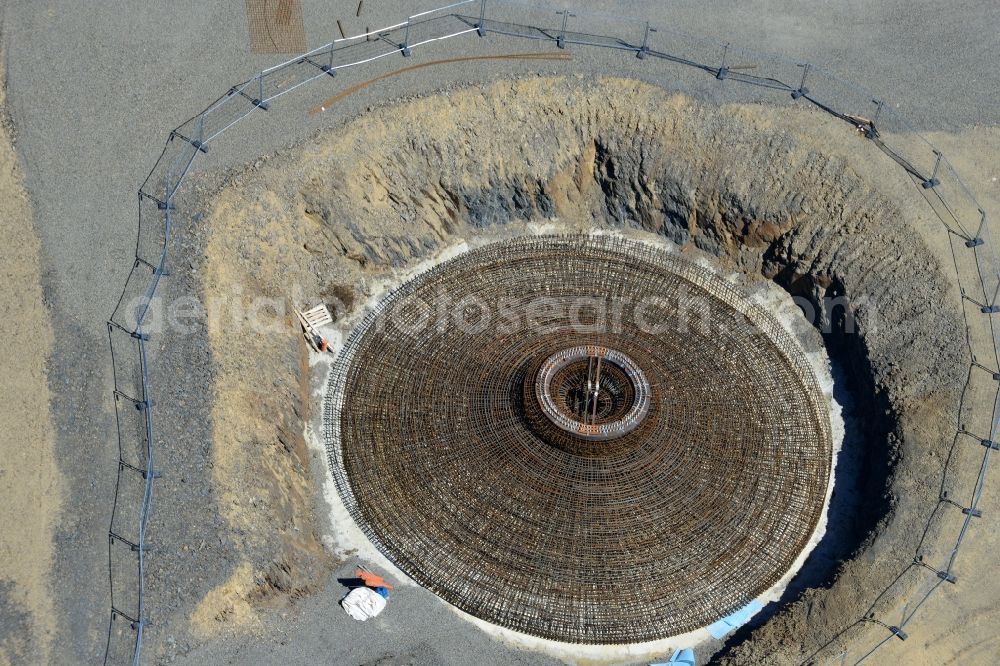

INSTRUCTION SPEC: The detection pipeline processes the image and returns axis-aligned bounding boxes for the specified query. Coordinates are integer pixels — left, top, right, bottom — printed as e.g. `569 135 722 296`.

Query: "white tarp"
341 586 387 621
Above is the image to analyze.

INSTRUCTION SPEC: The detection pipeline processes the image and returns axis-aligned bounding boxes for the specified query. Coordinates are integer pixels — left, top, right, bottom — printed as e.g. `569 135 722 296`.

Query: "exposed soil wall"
183 77 967 663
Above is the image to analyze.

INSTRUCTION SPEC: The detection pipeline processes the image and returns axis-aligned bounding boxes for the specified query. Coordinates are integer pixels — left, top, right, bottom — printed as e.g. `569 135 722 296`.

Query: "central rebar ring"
535 345 651 440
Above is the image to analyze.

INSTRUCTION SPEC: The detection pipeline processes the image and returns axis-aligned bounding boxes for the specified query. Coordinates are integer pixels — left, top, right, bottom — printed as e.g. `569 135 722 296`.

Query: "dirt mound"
188 77 966 662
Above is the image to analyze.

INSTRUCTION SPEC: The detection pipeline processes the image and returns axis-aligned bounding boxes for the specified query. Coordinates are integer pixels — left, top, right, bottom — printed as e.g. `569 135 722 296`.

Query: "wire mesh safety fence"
103 1 998 663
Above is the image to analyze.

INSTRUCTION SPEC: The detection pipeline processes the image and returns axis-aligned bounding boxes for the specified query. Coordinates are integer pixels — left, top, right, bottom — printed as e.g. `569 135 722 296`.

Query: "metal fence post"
160 191 173 283
889 625 908 641
164 169 174 216
197 115 205 149
966 210 986 248
716 43 730 80
477 0 487 37
792 63 811 99
402 17 412 56
867 99 884 139
252 72 269 110
557 11 570 49
922 150 942 189
637 22 655 59
154 256 169 278
982 283 1000 313
321 42 337 77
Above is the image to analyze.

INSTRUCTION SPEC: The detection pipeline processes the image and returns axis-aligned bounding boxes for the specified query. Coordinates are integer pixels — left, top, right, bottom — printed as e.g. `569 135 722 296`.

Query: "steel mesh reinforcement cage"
323 234 832 644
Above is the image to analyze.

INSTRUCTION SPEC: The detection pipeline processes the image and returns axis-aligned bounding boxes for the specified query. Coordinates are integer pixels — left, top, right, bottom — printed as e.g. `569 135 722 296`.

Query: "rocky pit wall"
176 77 966 663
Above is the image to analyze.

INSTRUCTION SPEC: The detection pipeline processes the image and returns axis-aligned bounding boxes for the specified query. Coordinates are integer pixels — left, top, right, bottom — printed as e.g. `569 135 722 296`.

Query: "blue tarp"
706 599 764 640
651 647 696 665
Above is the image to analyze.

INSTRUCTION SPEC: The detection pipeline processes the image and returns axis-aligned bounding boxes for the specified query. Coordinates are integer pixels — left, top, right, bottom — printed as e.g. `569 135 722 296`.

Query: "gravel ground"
173 563 568 666
0 0 997 664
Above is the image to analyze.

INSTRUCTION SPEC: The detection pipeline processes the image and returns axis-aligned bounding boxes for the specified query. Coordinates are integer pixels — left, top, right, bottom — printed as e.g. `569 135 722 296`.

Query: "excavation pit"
199 76 967 661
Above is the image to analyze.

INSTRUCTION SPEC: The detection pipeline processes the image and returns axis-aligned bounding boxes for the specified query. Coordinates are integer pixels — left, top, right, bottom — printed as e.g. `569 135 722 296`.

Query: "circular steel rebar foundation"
534 345 651 441
324 234 832 644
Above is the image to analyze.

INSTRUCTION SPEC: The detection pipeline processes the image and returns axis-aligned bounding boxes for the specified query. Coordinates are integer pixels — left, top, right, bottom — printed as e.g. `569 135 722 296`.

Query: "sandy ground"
0 54 63 666
187 193 334 639
853 128 1000 665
